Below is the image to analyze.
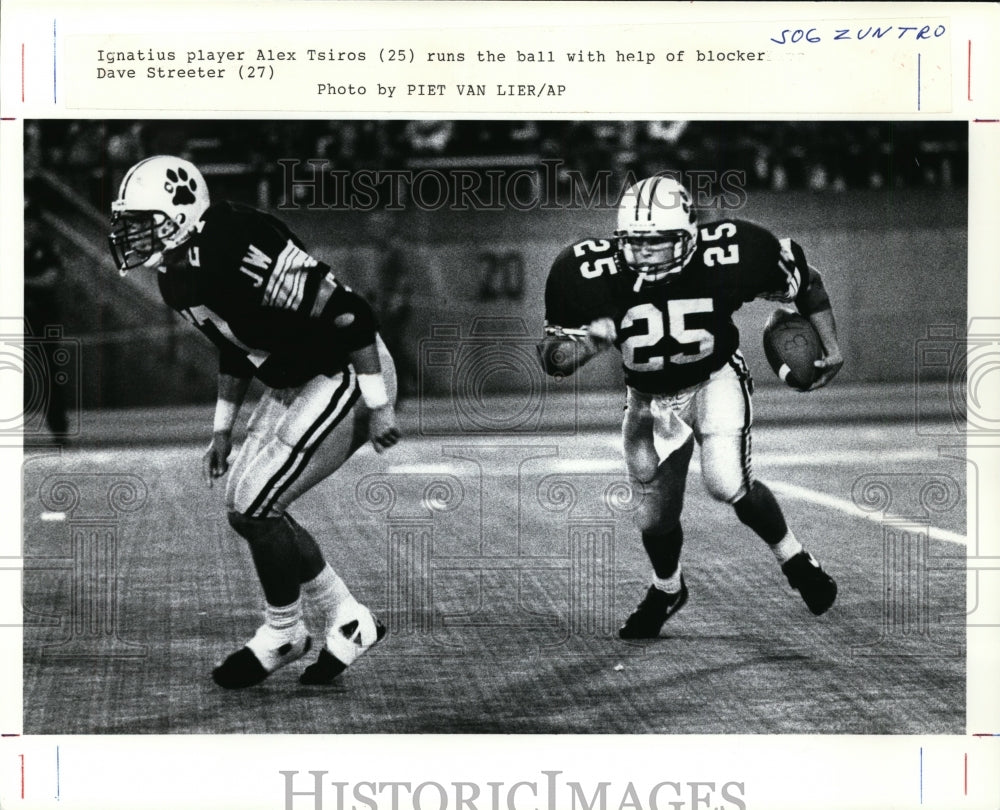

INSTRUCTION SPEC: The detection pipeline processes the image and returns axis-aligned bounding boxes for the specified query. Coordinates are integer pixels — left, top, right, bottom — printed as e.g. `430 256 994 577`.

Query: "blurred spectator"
106 122 145 202
32 119 969 215
404 121 455 156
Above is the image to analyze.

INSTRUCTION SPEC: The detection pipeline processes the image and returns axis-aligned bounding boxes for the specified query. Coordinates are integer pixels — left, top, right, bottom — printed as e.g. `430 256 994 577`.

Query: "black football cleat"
299 606 387 685
618 578 689 639
212 622 312 689
782 551 837 615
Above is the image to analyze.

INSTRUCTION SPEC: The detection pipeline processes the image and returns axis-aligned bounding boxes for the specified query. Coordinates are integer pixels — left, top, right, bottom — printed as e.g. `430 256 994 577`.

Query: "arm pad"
323 286 379 353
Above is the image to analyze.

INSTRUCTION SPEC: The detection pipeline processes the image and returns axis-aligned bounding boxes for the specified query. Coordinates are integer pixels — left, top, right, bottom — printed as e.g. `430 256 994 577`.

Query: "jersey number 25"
621 299 714 371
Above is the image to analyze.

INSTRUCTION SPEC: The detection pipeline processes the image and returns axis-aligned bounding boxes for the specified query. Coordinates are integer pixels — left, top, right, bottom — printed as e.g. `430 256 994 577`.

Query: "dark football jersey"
158 201 376 389
544 219 808 394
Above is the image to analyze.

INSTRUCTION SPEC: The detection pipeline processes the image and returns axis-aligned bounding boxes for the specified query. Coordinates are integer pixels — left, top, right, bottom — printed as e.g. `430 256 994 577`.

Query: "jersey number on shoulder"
621 299 714 371
701 222 739 267
572 239 617 279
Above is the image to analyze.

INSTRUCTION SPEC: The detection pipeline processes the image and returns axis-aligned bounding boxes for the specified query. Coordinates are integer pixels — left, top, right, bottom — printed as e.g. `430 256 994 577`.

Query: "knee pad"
699 437 749 504
703 475 747 504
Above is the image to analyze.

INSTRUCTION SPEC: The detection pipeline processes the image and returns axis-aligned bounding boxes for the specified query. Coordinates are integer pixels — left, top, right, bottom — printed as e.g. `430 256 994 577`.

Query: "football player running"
109 156 401 687
538 175 843 638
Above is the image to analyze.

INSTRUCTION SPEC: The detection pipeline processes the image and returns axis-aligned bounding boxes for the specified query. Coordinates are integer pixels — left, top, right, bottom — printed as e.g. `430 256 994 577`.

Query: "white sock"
652 568 683 594
301 564 353 635
770 531 803 565
264 598 303 642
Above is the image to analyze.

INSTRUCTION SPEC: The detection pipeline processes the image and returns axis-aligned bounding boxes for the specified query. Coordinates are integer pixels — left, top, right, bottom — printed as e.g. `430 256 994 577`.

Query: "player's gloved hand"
809 349 844 390
203 430 233 487
368 405 401 453
586 317 618 351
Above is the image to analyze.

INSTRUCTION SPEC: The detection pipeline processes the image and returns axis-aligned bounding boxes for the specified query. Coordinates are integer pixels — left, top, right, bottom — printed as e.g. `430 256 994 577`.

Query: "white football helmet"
615 175 698 284
108 155 209 274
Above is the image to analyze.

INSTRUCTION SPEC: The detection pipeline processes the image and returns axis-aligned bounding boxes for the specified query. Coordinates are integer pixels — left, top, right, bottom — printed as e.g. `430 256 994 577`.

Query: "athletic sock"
264 598 303 642
652 568 683 594
769 531 804 565
301 564 354 636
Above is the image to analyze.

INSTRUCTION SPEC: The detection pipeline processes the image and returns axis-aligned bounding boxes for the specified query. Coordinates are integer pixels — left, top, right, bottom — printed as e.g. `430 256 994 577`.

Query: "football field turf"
21 418 967 735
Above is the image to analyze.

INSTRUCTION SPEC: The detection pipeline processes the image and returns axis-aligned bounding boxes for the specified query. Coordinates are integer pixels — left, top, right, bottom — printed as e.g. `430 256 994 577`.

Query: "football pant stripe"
251 373 358 518
257 370 358 517
261 383 362 517
246 370 356 518
728 353 754 494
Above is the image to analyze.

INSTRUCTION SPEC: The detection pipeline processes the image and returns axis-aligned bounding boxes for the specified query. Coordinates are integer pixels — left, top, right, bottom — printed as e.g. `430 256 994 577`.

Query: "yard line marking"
588 436 945 468
761 449 941 467
763 478 966 545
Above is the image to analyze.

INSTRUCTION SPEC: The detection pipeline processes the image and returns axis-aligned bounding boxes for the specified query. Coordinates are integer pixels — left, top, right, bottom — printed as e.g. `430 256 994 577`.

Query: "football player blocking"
538 176 843 637
109 156 401 688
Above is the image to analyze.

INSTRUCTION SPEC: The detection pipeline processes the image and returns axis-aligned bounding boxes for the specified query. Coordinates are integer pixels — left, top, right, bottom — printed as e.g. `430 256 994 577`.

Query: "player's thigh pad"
225 392 285 512
229 371 361 517
693 360 753 503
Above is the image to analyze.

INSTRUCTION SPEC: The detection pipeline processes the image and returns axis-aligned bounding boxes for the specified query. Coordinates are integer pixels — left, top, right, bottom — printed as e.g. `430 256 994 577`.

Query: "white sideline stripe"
389 459 626 475
763 449 940 466
762 478 967 546
363 451 945 477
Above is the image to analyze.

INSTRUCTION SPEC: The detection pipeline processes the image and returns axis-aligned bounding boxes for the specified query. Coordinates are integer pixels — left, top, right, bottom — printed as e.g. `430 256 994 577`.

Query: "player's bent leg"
211 510 312 689
227 511 303 606
284 513 377 650
733 481 837 615
620 524 690 640
694 360 836 615
620 426 694 639
732 477 837 616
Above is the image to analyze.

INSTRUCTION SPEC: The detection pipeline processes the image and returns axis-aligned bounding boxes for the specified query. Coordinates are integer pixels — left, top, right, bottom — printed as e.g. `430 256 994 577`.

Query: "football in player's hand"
762 309 822 391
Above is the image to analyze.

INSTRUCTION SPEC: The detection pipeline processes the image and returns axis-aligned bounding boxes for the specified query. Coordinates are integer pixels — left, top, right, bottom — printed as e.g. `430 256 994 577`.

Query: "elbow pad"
323 287 379 352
